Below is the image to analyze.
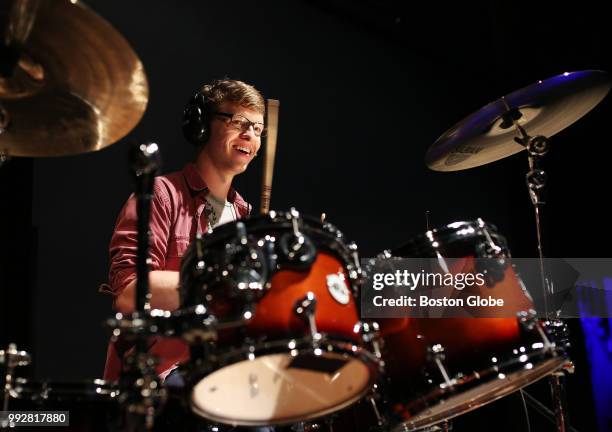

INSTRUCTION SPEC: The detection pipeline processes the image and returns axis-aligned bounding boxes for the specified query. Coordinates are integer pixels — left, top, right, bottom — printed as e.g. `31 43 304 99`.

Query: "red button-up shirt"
102 163 251 380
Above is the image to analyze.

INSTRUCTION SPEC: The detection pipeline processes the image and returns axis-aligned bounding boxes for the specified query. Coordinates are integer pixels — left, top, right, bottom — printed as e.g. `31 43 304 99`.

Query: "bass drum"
376 219 567 431
179 210 380 427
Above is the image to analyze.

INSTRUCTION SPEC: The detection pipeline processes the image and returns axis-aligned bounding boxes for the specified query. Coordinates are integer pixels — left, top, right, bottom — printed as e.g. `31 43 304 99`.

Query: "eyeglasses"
214 112 266 137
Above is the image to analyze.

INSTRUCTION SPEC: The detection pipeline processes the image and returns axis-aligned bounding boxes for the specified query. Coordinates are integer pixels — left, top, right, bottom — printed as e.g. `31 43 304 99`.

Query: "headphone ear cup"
182 92 209 145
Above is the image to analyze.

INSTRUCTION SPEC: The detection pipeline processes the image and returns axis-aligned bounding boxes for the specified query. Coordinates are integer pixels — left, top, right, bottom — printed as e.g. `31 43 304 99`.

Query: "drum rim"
395 355 568 431
179 210 364 309
197 211 349 247
388 340 566 431
187 335 381 426
391 219 508 257
188 211 354 264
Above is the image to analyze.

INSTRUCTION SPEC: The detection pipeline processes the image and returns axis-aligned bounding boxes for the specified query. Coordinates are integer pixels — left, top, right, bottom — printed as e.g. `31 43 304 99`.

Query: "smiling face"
203 101 263 176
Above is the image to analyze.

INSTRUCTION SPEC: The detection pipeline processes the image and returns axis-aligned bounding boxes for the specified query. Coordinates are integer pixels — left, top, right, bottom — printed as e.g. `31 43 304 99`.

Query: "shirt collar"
181 162 240 204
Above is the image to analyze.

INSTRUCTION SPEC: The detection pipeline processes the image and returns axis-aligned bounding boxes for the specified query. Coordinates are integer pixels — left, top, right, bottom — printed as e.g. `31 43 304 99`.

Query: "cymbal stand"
502 102 552 317
107 142 166 431
503 105 573 432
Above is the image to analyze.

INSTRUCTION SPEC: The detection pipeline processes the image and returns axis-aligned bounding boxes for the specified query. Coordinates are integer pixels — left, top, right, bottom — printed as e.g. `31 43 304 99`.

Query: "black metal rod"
135 193 152 313
129 142 161 315
550 374 570 432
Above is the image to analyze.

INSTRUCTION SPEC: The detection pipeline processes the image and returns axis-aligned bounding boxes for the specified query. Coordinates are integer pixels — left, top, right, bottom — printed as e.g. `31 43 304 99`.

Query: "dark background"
1 0 611 430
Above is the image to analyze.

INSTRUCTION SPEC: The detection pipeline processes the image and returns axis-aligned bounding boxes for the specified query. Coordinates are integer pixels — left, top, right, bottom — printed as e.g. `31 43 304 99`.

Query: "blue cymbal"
426 70 610 171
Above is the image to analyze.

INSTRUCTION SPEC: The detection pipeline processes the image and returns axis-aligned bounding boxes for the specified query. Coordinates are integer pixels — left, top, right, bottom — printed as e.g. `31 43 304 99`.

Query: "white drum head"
191 352 372 426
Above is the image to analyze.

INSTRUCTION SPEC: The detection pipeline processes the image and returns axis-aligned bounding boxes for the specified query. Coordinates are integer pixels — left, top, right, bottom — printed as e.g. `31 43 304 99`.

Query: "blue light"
580 278 612 432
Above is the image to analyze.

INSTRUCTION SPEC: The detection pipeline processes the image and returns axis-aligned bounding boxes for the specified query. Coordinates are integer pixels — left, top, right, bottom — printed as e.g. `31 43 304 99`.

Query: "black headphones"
182 90 210 146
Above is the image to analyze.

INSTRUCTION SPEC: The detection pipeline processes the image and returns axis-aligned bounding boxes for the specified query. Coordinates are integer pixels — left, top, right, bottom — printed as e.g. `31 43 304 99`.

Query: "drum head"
191 351 372 426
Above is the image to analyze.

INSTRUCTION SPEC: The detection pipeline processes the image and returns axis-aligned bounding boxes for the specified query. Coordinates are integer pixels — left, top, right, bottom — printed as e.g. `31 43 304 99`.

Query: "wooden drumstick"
261 99 279 214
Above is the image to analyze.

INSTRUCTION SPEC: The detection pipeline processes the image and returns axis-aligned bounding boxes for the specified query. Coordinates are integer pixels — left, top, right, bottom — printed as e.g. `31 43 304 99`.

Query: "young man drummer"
101 79 265 382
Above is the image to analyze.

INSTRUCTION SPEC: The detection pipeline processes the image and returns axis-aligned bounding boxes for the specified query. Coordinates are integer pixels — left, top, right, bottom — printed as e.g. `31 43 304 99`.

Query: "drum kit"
1 1 610 431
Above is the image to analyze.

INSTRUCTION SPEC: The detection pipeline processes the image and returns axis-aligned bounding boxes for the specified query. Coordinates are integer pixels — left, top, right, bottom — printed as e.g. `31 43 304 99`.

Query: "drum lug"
294 292 321 344
241 302 256 321
220 221 269 296
517 309 538 330
428 344 455 390
289 207 302 236
278 208 317 269
542 318 571 350
417 423 452 432
519 311 557 353
377 250 392 259
263 236 278 273
236 220 248 245
291 420 326 431
355 321 384 367
560 359 575 374
477 218 505 257
348 241 363 281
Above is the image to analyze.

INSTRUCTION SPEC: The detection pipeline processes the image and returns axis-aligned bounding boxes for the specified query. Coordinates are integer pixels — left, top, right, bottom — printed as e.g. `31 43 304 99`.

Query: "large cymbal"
0 0 148 157
426 70 610 171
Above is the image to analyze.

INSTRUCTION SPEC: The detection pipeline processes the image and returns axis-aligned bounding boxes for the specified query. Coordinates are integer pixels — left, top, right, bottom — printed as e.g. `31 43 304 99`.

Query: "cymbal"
426 70 611 171
0 0 148 157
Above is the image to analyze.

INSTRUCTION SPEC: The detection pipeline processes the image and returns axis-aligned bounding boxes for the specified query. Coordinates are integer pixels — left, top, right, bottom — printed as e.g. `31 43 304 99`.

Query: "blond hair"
200 79 265 115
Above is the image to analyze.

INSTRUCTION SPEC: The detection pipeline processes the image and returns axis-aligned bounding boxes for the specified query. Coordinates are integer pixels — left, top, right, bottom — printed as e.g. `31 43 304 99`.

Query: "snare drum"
179 210 379 427
375 219 567 431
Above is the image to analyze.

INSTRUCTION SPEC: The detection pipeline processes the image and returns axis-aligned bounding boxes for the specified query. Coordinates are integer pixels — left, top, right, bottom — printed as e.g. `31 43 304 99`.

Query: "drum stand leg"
549 372 570 432
520 360 578 432
521 369 578 432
